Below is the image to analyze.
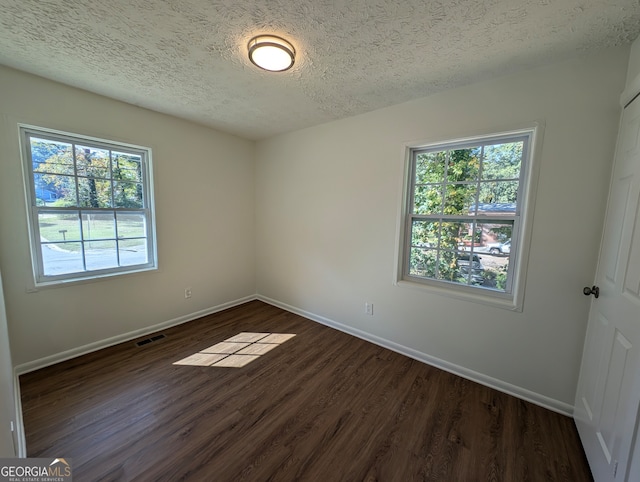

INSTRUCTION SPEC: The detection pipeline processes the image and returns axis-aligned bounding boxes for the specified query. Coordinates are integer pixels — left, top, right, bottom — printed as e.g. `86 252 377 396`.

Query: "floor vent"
136 334 166 347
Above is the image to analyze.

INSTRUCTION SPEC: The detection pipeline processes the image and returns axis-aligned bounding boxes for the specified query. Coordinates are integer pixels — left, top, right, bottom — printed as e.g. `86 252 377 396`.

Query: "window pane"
439 221 475 251
34 173 78 207
76 145 110 179
38 212 81 242
414 185 442 214
119 239 148 266
475 222 513 291
41 242 83 275
116 213 146 238
447 147 480 182
31 138 73 175
435 250 461 283
112 152 142 182
411 220 439 248
78 178 112 208
84 241 118 271
415 151 446 184
82 212 115 240
476 222 513 251
409 247 437 278
443 184 477 215
455 221 482 252
482 142 522 180
478 181 518 206
409 219 501 288
454 252 485 285
113 181 143 208
410 221 459 252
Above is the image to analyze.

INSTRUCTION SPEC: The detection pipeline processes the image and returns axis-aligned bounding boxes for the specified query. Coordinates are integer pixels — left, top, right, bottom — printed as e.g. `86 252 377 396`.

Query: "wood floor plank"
20 300 593 481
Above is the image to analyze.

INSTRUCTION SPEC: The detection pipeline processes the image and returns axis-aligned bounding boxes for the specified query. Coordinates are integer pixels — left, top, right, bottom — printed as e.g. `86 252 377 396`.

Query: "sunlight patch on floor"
173 332 296 367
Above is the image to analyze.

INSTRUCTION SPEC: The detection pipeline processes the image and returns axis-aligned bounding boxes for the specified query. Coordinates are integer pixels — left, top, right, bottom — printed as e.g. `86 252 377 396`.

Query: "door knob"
583 286 600 299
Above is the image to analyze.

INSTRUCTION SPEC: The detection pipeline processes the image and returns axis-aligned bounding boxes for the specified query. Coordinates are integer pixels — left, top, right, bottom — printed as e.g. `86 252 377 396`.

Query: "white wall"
0 269 16 457
255 48 629 409
0 66 256 368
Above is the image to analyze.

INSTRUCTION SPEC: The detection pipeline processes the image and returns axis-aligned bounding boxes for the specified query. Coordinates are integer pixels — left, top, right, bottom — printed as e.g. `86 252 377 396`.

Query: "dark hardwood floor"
20 300 593 481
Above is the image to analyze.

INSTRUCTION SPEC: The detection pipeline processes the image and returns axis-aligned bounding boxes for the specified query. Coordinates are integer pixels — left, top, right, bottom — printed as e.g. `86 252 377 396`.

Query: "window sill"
394 277 523 312
27 265 158 292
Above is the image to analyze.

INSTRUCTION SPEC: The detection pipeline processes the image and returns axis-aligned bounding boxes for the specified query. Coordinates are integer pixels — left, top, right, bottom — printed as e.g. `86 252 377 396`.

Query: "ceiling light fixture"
248 35 295 72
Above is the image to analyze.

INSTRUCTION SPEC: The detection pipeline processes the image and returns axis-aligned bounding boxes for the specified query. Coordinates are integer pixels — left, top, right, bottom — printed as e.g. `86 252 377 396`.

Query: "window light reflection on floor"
173 332 296 368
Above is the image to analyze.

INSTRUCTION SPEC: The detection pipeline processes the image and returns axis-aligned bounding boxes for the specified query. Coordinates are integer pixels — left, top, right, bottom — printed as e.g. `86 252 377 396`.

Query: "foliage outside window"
402 131 533 299
20 126 157 285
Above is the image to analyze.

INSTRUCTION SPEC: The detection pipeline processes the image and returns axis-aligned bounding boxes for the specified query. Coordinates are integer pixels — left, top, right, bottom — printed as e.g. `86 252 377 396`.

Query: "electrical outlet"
365 302 373 316
184 288 192 299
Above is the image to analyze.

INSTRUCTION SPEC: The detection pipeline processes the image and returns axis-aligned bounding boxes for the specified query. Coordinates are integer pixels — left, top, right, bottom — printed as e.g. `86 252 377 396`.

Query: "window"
20 125 157 285
399 129 537 307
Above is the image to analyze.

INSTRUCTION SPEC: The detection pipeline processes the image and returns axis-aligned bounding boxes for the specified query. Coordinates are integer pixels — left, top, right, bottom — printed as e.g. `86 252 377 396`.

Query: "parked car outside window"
456 254 485 284
486 239 511 255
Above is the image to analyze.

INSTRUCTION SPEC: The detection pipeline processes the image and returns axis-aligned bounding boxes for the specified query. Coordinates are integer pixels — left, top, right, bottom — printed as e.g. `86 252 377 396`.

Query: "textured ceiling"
1 0 640 140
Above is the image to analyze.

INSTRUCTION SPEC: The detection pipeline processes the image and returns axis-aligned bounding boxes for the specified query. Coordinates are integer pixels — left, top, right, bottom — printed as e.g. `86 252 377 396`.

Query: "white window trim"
19 124 158 287
393 123 543 312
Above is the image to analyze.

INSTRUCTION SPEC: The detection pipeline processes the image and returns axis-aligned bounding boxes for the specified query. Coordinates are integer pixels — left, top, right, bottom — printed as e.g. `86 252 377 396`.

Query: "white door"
574 94 640 481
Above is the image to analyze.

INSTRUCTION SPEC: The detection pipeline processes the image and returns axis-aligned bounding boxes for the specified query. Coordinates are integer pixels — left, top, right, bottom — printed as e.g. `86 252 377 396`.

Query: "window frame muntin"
398 128 537 307
20 124 158 286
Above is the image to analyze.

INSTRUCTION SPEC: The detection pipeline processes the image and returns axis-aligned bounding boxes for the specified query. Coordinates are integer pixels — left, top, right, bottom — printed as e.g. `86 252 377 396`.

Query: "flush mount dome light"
248 35 295 72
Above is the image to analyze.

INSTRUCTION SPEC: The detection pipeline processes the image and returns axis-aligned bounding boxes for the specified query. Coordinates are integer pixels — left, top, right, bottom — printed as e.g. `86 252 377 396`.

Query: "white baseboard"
14 295 256 376
256 295 574 417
